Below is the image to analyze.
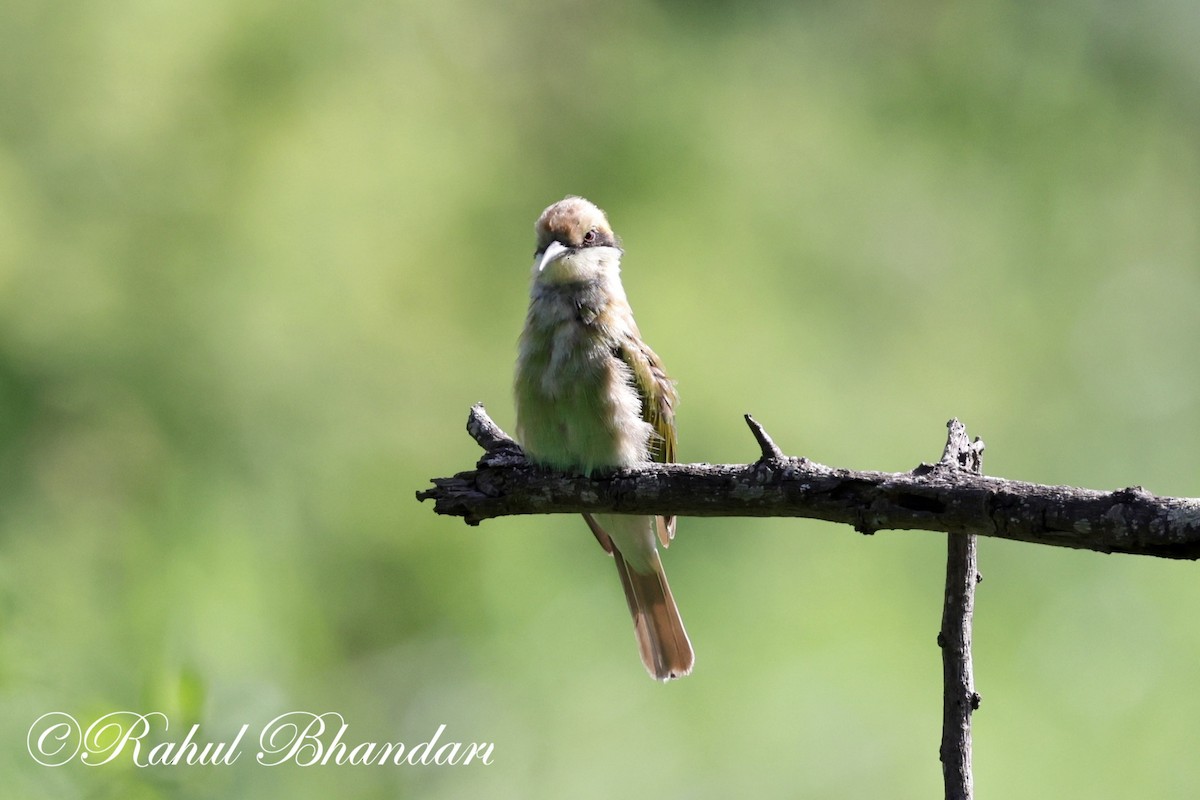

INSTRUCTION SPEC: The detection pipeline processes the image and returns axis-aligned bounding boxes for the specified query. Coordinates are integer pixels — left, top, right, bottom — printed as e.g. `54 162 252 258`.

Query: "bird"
514 196 694 681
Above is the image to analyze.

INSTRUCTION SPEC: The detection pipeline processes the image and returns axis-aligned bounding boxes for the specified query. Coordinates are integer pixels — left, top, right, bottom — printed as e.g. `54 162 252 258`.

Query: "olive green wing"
617 338 679 547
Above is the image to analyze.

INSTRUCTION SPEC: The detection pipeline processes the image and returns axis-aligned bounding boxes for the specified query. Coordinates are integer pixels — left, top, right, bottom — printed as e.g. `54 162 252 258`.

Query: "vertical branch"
938 420 983 800
939 531 979 799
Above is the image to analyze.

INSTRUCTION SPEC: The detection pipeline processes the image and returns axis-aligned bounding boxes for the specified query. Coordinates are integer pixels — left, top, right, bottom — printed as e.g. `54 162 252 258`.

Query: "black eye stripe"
537 228 618 251
581 229 618 248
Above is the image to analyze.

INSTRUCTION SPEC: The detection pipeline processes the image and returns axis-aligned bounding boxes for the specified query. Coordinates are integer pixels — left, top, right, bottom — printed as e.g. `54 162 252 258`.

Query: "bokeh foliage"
2 0 1199 797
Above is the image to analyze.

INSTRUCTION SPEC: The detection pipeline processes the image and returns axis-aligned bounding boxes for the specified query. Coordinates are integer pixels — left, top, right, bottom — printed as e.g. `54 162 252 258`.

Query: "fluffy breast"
514 288 652 473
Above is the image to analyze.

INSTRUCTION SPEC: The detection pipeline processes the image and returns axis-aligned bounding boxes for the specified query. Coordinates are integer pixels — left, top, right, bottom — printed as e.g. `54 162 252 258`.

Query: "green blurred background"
2 0 1199 797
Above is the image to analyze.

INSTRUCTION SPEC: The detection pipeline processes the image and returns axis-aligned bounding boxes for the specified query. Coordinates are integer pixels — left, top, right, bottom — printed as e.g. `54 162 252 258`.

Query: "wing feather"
616 338 678 547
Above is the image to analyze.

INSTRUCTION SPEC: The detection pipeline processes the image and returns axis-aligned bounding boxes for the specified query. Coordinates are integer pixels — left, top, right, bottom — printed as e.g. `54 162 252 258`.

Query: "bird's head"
532 196 623 283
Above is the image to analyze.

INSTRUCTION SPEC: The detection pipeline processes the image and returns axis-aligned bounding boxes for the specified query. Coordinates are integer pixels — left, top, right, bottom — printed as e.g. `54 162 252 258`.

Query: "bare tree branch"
416 404 1200 560
938 419 982 800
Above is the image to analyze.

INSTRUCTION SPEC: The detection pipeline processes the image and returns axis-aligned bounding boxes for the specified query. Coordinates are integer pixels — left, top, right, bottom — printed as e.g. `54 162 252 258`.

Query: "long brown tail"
612 549 694 681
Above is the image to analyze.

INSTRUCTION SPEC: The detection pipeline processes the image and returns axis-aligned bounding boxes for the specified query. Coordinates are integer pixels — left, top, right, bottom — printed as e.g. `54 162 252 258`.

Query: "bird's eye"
583 229 598 245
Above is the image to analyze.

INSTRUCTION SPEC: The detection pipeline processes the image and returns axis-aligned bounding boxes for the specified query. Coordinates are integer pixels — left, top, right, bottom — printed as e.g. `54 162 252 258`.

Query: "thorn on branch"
466 403 515 450
744 414 787 463
940 418 985 474
466 403 527 467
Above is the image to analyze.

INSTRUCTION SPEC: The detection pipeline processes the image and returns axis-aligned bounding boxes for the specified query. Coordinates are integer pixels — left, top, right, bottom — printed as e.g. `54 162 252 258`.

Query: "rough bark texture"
417 404 1200 560
937 420 982 800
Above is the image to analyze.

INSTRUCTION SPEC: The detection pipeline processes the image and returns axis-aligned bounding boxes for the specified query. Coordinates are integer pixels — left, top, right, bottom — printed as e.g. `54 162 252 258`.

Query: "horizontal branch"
417 404 1200 560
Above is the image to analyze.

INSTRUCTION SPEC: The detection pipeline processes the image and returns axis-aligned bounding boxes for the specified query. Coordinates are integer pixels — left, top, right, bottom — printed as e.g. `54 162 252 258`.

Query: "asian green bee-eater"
514 196 694 681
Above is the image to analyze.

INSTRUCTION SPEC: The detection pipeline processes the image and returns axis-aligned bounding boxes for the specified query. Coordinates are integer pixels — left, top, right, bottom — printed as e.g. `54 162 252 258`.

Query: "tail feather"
612 549 694 681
